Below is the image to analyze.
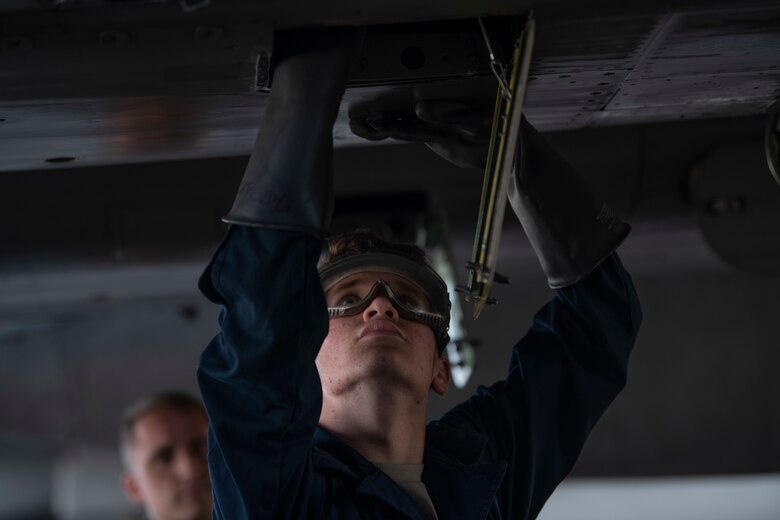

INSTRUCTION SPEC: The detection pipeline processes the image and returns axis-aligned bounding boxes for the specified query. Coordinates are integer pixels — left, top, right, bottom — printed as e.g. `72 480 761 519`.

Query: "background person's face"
122 408 211 520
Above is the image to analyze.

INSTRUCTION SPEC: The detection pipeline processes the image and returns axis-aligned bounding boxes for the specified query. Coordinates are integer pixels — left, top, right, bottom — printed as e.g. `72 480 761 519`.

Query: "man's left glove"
509 117 629 288
351 100 629 288
224 28 364 237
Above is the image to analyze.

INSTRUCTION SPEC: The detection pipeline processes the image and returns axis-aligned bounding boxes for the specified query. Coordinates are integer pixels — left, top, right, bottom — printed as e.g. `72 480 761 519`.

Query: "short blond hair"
119 391 206 469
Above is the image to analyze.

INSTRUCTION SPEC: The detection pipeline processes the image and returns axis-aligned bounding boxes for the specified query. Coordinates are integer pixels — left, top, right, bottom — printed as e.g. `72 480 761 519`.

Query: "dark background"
1 0 780 518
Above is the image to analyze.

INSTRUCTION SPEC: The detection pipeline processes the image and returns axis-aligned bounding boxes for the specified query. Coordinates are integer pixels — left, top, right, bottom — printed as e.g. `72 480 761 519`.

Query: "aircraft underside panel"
0 1 778 170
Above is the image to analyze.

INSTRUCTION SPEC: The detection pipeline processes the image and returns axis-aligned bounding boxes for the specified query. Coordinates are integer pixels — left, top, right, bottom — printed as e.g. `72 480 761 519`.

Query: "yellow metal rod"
466 15 536 319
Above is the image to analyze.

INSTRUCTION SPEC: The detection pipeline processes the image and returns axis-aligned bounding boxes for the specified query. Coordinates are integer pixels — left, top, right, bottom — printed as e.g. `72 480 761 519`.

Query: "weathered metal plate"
0 5 779 172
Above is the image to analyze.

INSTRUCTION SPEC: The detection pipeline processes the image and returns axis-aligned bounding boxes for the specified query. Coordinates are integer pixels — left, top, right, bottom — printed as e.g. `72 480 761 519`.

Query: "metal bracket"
477 17 512 101
766 100 780 187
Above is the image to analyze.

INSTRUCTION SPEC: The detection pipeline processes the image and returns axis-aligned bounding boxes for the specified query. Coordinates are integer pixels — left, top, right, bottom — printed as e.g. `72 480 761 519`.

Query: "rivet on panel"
2 36 33 51
45 156 76 164
99 31 129 46
195 26 225 41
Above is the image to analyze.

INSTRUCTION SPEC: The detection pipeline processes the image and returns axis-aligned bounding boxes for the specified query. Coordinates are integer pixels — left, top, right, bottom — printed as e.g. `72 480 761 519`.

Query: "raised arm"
435 252 641 519
352 101 641 518
196 28 362 519
198 228 325 518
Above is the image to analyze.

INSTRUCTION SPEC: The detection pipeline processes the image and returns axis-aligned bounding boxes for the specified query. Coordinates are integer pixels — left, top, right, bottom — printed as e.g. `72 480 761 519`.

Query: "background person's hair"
119 391 206 470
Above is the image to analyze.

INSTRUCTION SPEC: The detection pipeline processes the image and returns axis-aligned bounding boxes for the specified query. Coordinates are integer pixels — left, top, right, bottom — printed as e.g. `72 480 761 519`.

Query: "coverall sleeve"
436 253 642 519
196 226 327 519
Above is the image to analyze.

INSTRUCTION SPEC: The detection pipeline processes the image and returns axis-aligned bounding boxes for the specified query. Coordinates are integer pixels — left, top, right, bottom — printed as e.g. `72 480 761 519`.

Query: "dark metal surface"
1 5 779 172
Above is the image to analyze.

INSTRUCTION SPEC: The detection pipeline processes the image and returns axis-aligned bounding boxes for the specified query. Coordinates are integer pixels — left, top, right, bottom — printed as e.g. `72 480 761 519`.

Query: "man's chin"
357 354 422 387
172 494 212 520
173 505 212 520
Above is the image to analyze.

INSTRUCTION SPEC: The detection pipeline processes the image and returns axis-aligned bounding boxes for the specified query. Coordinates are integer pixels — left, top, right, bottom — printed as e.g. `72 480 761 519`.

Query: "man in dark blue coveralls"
197 28 641 519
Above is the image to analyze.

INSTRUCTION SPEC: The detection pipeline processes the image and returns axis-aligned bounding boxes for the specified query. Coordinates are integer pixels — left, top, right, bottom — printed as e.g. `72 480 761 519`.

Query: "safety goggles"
319 252 451 353
326 278 447 331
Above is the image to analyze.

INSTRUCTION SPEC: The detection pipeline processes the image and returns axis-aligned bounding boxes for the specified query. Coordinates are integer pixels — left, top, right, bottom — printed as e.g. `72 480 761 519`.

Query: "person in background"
119 391 211 520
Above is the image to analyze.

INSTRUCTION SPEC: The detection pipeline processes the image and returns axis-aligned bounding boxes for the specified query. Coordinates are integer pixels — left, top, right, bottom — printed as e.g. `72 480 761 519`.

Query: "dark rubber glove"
350 100 491 169
350 100 629 287
224 28 364 237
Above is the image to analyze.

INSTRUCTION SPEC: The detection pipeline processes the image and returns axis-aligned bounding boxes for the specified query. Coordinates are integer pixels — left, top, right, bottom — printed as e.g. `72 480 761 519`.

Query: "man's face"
317 271 450 397
122 408 211 520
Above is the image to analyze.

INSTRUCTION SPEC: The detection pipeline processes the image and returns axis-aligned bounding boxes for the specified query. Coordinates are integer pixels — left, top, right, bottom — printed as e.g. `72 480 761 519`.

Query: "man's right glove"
224 28 363 238
350 101 629 288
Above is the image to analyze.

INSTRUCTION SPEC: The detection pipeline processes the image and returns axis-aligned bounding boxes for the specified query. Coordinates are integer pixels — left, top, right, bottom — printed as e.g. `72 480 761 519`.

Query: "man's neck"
319 382 428 464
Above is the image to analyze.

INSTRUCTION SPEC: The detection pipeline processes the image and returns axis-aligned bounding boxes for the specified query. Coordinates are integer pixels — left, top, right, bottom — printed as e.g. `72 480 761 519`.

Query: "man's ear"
121 472 144 504
431 356 451 395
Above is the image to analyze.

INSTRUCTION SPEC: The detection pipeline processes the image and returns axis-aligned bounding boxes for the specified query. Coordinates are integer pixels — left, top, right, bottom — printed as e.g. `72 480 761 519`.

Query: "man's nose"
362 294 399 322
174 451 207 479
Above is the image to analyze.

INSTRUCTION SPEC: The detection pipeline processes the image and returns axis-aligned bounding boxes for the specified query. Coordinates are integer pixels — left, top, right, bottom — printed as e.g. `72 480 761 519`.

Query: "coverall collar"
313 425 507 519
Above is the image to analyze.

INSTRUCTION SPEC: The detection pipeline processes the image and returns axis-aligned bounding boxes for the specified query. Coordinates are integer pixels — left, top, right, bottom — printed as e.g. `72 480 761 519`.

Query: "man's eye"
337 294 361 306
151 447 174 467
399 293 424 310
